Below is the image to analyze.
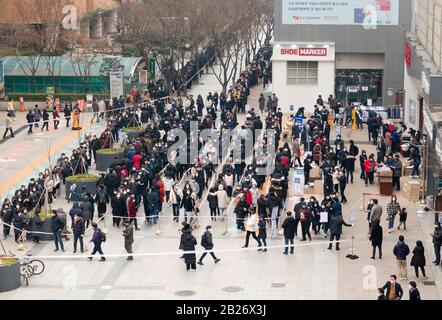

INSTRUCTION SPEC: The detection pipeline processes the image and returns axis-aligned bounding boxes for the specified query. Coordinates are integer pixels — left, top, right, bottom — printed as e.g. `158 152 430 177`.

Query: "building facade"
273 0 413 114
403 0 442 211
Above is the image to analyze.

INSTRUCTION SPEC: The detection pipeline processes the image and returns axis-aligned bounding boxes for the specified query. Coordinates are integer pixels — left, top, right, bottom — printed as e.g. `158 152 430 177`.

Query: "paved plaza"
0 69 441 300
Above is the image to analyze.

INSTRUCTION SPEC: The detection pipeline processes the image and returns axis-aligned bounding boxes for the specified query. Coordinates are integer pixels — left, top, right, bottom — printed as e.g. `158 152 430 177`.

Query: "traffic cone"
20 97 25 112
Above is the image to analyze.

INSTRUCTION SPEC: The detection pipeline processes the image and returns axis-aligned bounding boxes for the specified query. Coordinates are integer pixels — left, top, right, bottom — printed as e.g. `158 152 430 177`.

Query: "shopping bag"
320 212 328 223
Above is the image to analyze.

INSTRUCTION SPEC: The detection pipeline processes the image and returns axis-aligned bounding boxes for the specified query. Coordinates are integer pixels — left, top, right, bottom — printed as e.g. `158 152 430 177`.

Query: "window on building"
287 61 318 85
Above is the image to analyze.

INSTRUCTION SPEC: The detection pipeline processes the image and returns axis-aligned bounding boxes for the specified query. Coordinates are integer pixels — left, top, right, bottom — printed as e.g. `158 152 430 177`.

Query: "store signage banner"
273 44 335 61
282 0 400 26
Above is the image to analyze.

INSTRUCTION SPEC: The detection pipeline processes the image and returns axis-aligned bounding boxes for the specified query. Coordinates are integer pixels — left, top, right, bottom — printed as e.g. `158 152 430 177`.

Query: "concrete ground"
0 69 441 300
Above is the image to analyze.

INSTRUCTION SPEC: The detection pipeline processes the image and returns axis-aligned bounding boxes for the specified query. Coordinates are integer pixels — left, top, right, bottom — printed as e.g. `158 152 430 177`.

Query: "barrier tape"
17 239 353 260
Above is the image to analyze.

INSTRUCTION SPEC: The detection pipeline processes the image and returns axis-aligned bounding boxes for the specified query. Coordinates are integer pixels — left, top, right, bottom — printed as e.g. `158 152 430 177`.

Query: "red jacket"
157 180 165 203
280 155 289 168
133 154 142 170
127 198 137 217
245 189 253 206
364 159 378 173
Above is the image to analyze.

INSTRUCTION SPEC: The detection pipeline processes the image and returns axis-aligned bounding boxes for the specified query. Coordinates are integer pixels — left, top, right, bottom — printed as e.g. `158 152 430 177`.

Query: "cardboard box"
314 180 324 194
303 186 315 195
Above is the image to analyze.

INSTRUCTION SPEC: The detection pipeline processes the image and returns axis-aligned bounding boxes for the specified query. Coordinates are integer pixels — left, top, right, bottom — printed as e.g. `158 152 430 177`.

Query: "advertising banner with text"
282 0 400 26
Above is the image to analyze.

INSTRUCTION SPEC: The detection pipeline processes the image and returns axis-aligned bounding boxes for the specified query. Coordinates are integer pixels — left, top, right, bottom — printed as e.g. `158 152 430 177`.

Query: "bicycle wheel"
20 263 34 278
30 260 45 275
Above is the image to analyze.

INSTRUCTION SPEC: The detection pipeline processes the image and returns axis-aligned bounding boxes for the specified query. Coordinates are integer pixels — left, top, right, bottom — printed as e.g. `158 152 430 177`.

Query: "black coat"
51 215 65 233
409 288 421 300
72 218 85 236
370 224 383 246
410 246 426 267
382 281 403 300
182 231 197 264
329 215 352 234
282 216 296 238
258 220 267 239
201 231 214 249
207 193 218 209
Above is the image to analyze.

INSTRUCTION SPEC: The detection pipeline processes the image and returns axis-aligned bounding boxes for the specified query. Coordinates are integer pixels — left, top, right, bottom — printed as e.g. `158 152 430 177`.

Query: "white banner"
110 71 124 99
282 0 400 26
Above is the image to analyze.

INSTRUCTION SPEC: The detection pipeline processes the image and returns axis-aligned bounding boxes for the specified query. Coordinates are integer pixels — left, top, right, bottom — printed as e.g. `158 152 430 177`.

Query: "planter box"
65 180 98 202
96 152 124 171
123 129 144 141
30 219 53 241
0 261 21 292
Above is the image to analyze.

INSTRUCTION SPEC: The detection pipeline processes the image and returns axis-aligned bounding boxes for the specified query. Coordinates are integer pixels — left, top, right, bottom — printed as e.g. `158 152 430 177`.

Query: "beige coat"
292 140 301 158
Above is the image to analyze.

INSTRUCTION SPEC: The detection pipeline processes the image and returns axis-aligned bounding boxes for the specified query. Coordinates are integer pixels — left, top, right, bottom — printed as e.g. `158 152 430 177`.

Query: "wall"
335 53 385 70
274 0 413 106
403 62 422 129
273 60 335 114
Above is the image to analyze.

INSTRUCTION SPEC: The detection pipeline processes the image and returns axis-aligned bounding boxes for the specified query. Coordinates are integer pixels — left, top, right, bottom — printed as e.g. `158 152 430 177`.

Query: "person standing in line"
207 188 219 221
391 154 403 191
169 183 183 222
382 275 403 300
122 219 134 261
338 173 347 204
300 205 312 241
41 109 50 131
431 223 442 266
281 211 296 255
88 222 106 261
216 184 228 218
327 214 352 251
72 213 85 253
410 241 427 280
257 215 267 252
258 93 265 114
127 193 140 230
198 225 221 265
53 109 60 129
393 235 410 280
3 112 14 139
408 281 421 300
33 104 42 127
64 103 72 127
243 208 260 248
51 210 65 252
182 226 198 271
26 110 35 134
386 195 401 233
398 208 407 231
370 221 383 259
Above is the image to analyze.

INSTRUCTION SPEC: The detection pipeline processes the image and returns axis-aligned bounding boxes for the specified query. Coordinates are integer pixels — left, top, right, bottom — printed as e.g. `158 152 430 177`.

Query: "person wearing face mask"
431 223 442 266
408 281 421 300
386 195 401 233
359 150 368 180
12 206 24 243
111 192 126 228
308 197 321 235
127 194 139 231
382 275 403 300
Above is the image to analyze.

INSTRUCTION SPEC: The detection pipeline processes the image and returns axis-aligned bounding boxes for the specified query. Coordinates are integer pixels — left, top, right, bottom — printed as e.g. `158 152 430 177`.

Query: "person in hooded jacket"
80 194 93 228
410 241 427 279
207 188 219 221
182 227 198 271
69 202 82 227
72 213 85 253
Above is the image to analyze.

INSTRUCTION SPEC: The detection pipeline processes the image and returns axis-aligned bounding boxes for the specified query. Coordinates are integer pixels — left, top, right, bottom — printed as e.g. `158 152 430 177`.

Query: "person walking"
26 110 35 134
257 215 267 252
327 214 352 251
122 219 134 261
386 195 401 233
127 194 139 230
3 112 14 139
431 223 442 266
382 275 403 300
408 281 421 300
182 227 197 271
88 222 106 261
53 109 60 129
258 93 265 114
51 210 65 252
198 225 221 265
72 213 85 253
410 241 427 280
243 208 260 248
398 208 407 231
282 211 296 255
34 104 42 127
370 221 383 259
41 109 50 131
64 103 72 127
393 235 410 280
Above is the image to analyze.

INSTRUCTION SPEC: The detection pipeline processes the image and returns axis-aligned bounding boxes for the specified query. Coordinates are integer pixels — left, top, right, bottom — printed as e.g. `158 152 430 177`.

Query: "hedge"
65 174 100 183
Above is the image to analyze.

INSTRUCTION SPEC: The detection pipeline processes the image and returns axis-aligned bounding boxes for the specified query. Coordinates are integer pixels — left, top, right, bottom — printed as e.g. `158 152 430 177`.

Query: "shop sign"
273 44 335 62
404 41 412 68
280 47 327 57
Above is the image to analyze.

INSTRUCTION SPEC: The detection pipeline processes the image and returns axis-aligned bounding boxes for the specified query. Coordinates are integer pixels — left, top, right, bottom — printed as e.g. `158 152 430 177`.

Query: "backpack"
369 160 375 172
100 230 107 242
